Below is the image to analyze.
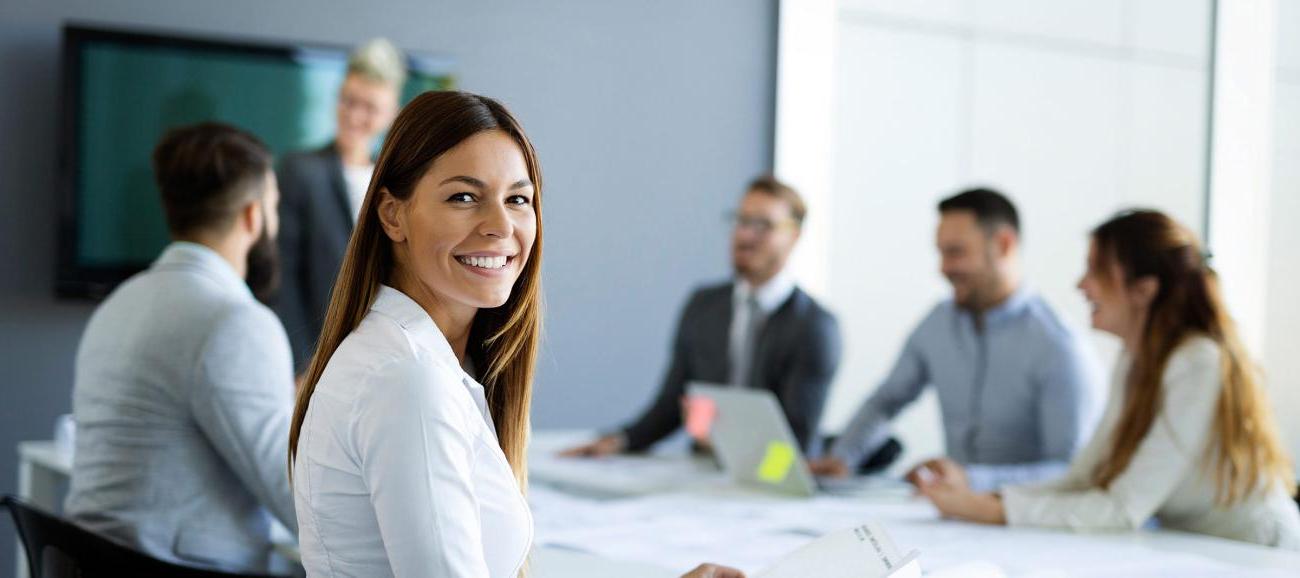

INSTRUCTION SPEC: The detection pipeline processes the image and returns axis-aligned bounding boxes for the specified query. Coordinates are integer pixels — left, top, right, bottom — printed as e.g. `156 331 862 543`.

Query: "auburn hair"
1090 210 1292 505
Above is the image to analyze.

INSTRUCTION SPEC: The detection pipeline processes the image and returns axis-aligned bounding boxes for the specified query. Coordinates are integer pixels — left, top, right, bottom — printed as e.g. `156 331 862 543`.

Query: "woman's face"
1077 239 1139 338
381 129 536 320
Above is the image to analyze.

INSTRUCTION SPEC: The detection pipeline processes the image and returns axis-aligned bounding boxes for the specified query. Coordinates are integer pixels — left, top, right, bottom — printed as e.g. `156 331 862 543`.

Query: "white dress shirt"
293 285 533 577
341 163 374 222
1003 336 1300 549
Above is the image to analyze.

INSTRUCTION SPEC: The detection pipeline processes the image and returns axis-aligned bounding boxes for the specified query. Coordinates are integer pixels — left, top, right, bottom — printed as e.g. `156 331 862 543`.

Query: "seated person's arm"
816 334 928 475
964 335 1098 491
999 346 1219 530
619 330 690 453
776 313 842 453
564 292 698 456
191 303 297 531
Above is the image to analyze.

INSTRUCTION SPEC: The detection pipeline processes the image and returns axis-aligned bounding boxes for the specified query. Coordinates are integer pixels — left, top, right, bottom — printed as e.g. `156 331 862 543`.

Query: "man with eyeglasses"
564 176 842 456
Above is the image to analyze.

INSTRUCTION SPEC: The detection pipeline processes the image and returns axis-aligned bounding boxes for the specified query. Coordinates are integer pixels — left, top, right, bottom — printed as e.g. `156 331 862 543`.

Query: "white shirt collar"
370 285 459 366
154 241 250 298
734 268 797 314
369 285 498 425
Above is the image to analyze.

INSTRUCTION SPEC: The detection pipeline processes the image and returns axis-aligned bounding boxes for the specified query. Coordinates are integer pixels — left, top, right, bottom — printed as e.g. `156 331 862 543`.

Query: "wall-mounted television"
56 23 454 299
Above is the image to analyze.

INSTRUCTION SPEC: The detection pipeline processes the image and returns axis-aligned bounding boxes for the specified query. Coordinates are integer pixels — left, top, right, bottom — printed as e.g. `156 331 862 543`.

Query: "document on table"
755 522 920 578
529 452 726 496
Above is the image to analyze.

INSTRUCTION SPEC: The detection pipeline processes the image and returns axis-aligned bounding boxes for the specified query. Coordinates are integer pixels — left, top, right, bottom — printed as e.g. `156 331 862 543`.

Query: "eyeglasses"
725 211 797 235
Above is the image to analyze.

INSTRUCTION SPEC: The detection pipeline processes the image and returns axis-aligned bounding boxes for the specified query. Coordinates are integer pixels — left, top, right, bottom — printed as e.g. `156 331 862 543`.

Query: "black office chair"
3 495 284 578
820 436 904 475
856 437 904 475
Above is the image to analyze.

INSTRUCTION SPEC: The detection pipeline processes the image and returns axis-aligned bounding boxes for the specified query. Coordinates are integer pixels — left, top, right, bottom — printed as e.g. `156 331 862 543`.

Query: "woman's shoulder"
322 312 465 404
1160 334 1224 394
1168 334 1222 371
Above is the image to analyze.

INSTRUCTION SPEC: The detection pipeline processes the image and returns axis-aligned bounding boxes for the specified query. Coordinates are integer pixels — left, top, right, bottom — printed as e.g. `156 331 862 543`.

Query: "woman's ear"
1132 275 1160 308
376 187 406 243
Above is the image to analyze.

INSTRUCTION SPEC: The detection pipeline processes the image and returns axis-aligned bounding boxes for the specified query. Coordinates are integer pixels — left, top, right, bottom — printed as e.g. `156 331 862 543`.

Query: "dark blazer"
622 281 842 453
272 143 354 371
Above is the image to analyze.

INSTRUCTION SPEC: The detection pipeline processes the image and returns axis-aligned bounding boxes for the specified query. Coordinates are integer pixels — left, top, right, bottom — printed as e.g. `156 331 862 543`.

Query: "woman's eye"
447 193 475 203
507 195 531 206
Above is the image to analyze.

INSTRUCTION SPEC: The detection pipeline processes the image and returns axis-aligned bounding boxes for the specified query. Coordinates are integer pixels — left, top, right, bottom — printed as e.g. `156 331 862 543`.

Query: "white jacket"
1004 336 1300 549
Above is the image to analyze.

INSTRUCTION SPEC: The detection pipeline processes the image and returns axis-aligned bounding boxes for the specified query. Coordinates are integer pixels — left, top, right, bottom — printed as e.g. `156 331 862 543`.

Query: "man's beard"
246 225 280 305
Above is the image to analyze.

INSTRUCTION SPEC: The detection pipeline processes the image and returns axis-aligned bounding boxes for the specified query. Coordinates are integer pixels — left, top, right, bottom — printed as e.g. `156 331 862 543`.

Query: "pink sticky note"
685 396 717 441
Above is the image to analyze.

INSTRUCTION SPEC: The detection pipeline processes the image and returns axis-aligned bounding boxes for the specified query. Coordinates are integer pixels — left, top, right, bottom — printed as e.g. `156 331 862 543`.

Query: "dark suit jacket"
622 281 842 453
272 143 354 371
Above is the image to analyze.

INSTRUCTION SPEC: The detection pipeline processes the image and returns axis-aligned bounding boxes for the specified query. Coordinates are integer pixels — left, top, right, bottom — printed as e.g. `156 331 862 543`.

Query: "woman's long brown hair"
1090 210 1292 505
288 91 543 489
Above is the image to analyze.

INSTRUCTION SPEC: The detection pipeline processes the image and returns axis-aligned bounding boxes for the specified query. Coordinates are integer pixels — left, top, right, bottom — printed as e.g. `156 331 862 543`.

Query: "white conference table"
17 433 1300 577
13 439 666 578
526 431 1300 577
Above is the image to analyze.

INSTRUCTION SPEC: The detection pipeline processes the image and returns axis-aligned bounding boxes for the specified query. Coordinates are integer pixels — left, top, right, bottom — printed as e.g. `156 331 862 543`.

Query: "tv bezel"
55 23 449 299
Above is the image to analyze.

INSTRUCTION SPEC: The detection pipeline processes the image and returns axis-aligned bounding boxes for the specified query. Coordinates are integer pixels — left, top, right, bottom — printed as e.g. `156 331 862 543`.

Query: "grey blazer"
272 142 354 371
65 242 297 573
622 282 842 452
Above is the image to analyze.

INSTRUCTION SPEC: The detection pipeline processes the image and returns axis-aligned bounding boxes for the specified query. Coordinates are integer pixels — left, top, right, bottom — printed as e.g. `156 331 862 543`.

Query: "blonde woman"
289 91 742 577
916 210 1300 549
274 38 406 372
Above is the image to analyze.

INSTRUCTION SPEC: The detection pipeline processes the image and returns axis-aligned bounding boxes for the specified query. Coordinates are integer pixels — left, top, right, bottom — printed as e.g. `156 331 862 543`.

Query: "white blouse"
293 285 533 577
1003 336 1300 549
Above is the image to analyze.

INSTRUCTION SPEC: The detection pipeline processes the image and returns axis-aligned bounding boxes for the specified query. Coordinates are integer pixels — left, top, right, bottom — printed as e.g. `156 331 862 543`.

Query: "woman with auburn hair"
914 209 1300 549
288 91 742 577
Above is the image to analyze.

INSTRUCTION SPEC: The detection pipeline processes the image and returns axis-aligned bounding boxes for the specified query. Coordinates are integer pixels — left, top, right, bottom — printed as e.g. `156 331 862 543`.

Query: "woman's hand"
681 563 746 578
905 456 969 489
915 472 1007 525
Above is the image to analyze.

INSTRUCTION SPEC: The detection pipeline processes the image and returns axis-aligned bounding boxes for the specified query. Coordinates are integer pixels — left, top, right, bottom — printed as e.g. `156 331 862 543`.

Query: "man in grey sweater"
66 123 296 573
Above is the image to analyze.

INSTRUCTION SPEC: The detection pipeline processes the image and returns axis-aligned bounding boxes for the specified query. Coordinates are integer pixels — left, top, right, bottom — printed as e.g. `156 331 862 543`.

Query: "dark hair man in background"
66 122 296 573
810 188 1102 491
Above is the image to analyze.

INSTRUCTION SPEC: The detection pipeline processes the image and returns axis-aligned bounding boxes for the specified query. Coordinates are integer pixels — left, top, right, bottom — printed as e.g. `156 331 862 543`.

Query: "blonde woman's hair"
289 91 542 491
347 37 407 89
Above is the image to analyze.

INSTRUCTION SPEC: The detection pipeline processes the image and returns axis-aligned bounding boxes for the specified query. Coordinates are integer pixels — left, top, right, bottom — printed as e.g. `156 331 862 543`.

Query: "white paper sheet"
755 522 921 578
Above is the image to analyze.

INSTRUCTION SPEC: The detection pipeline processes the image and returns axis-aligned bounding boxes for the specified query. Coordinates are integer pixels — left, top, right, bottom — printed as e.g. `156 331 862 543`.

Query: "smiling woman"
284 90 748 578
287 91 544 577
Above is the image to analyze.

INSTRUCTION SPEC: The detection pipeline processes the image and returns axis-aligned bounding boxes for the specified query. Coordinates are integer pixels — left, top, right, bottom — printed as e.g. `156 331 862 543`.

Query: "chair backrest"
2 495 281 578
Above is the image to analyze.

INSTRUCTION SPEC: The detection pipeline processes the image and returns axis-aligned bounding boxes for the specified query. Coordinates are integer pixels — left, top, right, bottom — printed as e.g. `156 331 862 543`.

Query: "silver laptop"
688 382 819 497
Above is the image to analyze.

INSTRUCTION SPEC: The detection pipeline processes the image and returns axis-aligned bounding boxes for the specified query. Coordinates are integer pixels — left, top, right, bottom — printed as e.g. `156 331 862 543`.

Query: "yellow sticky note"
756 441 796 484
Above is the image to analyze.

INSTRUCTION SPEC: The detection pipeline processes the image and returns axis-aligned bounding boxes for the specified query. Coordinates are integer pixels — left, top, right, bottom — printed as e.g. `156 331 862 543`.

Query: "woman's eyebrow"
439 175 486 188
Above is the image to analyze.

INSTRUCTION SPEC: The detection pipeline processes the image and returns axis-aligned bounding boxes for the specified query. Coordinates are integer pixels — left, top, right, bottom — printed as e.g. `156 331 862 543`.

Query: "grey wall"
0 0 776 573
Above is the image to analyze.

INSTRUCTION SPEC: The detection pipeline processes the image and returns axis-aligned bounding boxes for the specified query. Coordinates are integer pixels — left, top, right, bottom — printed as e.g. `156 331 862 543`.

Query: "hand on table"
559 433 626 458
681 563 746 578
910 458 1005 525
905 456 969 489
807 456 851 478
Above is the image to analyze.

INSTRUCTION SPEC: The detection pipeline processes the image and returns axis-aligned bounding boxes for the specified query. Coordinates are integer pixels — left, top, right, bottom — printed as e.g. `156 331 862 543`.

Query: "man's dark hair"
938 187 1020 235
152 122 272 237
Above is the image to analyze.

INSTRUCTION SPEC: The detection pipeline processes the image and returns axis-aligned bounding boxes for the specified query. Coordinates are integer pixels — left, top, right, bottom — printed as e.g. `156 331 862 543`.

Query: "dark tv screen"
57 24 453 298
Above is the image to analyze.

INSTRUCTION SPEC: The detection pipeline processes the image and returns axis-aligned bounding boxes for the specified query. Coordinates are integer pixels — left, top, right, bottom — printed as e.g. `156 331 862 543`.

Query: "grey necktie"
733 294 763 388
